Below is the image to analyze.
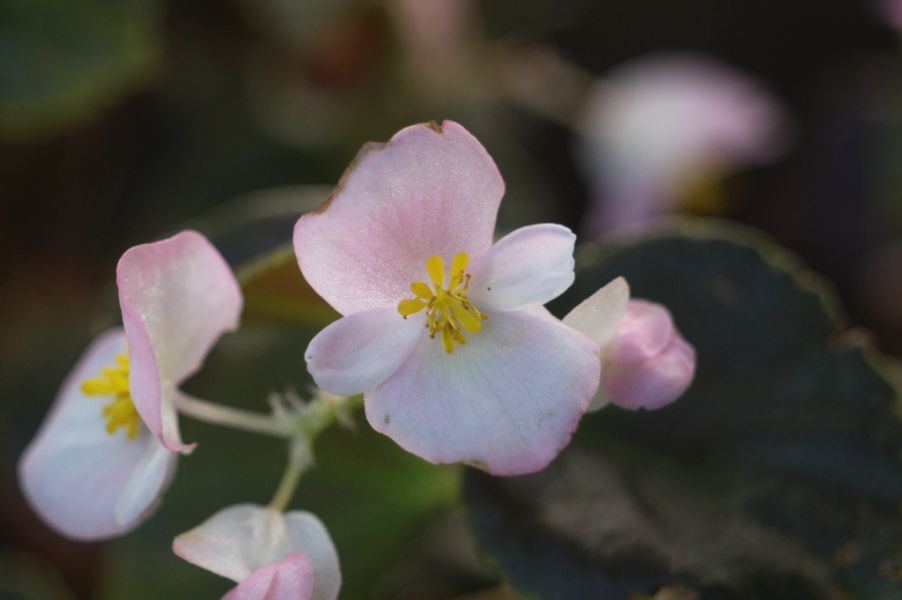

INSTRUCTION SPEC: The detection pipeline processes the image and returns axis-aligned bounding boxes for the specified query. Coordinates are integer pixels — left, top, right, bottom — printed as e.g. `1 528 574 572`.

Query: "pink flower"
578 53 787 236
564 278 696 411
173 504 341 600
880 0 902 29
294 121 601 475
18 231 242 540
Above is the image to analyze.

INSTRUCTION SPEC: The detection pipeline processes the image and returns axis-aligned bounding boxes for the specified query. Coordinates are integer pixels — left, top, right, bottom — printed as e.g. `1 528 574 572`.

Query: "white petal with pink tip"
118 230 242 452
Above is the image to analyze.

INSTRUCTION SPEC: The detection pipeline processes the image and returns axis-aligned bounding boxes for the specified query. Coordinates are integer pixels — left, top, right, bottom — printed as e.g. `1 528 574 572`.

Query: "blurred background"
2 0 902 598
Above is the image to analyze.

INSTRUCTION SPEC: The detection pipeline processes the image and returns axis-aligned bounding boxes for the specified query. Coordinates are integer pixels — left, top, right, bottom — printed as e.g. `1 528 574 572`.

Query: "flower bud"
601 300 696 411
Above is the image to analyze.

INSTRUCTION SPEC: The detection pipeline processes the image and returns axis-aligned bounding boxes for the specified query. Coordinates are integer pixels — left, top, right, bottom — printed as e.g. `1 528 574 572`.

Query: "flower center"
81 353 141 439
398 252 486 353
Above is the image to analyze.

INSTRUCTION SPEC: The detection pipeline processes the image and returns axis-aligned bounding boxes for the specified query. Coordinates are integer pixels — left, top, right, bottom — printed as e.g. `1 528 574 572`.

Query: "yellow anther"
397 252 486 353
81 353 141 440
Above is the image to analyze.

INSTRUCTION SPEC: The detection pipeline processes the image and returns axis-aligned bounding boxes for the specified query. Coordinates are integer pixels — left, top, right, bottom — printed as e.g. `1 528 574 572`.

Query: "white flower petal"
366 310 600 475
18 330 177 540
562 277 630 348
115 441 177 526
469 224 577 311
305 308 424 396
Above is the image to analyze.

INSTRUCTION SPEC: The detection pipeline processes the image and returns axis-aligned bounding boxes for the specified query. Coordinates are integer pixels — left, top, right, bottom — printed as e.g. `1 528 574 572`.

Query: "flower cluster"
18 121 695 598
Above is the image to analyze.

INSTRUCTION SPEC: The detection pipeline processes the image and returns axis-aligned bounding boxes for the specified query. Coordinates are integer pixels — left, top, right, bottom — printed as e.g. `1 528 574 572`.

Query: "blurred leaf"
0 0 162 140
465 221 902 600
0 546 75 599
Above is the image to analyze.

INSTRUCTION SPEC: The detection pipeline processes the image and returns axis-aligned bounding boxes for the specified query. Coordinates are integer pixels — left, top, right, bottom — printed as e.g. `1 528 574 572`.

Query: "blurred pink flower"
294 121 602 475
880 0 902 29
564 279 696 411
173 504 341 600
18 231 242 540
578 54 787 236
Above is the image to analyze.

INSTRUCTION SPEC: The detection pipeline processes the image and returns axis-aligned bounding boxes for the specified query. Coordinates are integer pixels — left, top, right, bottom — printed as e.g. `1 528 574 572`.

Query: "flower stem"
269 439 312 511
173 394 293 438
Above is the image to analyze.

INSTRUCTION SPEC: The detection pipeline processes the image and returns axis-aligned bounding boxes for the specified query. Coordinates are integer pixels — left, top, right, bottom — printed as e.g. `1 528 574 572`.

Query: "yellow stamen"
81 353 141 439
397 252 487 353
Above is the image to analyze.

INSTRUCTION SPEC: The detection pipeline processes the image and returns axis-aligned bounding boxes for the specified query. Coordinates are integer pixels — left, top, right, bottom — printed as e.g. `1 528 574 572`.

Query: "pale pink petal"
598 299 696 411
880 0 902 30
603 334 696 411
18 330 177 541
222 553 314 600
366 310 600 475
562 277 630 348
174 504 340 600
118 230 242 452
222 563 276 600
305 308 424 396
293 121 504 315
468 224 576 312
606 300 674 363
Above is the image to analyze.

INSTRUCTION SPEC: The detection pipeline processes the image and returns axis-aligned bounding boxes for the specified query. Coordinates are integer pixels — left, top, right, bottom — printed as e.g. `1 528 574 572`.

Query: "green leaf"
465 221 902 600
0 0 162 140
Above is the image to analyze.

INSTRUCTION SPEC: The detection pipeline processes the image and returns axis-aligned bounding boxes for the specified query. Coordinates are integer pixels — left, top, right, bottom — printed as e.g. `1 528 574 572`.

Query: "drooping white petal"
117 230 242 452
18 330 177 540
173 504 341 600
366 310 600 475
305 308 424 396
293 121 505 316
562 277 630 348
469 224 577 312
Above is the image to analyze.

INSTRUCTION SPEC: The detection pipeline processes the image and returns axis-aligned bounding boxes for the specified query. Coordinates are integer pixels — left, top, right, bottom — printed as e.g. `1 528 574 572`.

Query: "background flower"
577 54 788 236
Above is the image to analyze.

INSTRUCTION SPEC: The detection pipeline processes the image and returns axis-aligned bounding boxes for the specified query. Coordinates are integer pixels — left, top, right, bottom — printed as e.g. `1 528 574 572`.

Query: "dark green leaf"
465 221 902 600
0 0 162 140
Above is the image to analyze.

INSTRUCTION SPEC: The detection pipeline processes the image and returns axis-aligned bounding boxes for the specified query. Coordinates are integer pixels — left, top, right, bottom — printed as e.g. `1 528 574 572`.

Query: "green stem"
173 394 293 438
269 439 312 511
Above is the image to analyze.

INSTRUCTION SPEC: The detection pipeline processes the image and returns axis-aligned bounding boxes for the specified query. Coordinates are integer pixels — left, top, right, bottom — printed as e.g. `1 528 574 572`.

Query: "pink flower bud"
601 300 696 411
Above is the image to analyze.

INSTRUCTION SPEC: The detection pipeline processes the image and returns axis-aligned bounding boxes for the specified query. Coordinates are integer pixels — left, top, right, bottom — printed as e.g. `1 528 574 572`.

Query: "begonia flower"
294 120 602 475
18 231 242 540
173 504 341 600
577 54 787 236
564 278 696 411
